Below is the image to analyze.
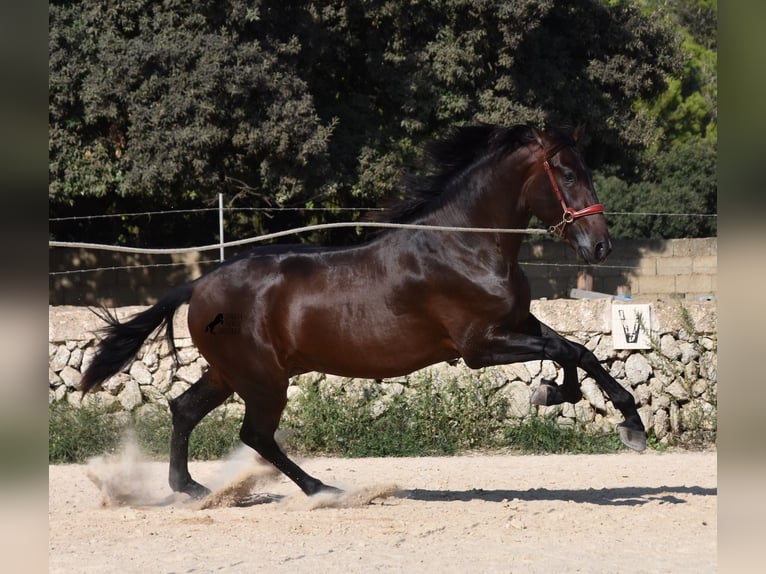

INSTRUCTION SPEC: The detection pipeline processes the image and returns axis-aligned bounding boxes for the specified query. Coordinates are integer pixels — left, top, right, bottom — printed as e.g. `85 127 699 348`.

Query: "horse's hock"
48 298 717 446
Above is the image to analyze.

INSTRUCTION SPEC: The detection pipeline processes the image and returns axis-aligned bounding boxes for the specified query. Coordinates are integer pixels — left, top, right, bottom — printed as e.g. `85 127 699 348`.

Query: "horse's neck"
412 189 530 268
424 169 531 259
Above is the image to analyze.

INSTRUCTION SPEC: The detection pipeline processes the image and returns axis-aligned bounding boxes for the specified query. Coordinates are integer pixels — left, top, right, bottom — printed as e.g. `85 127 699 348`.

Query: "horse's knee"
542 337 580 368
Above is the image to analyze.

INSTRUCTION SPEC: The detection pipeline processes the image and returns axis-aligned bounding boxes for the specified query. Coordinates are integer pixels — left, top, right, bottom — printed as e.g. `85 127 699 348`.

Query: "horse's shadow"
398 485 717 507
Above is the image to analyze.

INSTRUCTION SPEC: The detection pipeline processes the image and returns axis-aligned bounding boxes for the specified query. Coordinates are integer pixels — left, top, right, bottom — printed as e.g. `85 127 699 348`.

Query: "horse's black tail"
80 282 195 394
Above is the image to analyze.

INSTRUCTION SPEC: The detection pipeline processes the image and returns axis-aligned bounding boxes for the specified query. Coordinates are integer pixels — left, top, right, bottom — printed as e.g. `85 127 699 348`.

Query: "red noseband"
542 150 604 237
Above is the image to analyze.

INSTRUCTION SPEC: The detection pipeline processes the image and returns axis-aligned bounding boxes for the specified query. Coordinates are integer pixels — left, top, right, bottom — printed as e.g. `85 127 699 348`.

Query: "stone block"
59 366 82 389
574 401 595 423
637 238 674 258
625 354 652 386
103 372 129 395
175 363 203 384
638 404 654 430
49 368 62 387
660 334 681 360
118 381 143 411
167 381 191 400
580 378 606 412
68 348 84 369
666 380 690 402
80 347 96 374
129 361 153 386
502 381 533 419
692 255 717 275
593 335 615 361
653 408 669 439
636 275 677 295
50 346 70 372
675 275 712 295
657 256 692 276
141 385 169 408
634 383 652 406
671 238 715 257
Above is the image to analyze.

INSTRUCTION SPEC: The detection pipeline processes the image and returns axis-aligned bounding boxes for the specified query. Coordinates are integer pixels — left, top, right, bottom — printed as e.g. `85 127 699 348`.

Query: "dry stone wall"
49 299 717 446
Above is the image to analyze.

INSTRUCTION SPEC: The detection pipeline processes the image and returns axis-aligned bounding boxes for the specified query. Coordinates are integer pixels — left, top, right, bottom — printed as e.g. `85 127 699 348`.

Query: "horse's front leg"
533 318 645 450
530 321 582 406
459 318 646 452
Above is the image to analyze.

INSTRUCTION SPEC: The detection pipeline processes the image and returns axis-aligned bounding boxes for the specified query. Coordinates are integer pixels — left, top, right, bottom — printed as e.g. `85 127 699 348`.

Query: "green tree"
50 1 686 247
640 0 717 145
49 0 335 246
596 136 716 238
594 0 716 238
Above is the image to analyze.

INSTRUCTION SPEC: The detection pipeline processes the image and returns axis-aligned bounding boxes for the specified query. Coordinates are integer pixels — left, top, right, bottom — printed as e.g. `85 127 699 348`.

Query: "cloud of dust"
86 434 282 508
85 430 166 507
85 433 401 510
196 445 282 509
282 483 402 511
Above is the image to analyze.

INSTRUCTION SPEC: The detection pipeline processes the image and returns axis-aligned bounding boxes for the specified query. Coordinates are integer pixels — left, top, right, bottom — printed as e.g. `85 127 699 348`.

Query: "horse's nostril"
595 241 611 262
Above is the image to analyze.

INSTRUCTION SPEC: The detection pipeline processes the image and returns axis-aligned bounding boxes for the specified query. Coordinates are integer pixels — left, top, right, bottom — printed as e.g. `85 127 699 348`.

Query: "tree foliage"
598 0 717 237
49 0 714 246
596 136 716 238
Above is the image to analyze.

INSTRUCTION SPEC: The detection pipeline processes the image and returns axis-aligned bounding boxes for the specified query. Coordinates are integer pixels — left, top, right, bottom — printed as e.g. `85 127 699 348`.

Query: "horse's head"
526 125 611 265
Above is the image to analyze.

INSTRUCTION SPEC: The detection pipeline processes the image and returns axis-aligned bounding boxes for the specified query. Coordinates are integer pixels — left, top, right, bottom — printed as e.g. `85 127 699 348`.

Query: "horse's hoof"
309 483 343 497
530 380 559 406
318 483 343 495
183 481 212 500
618 424 647 452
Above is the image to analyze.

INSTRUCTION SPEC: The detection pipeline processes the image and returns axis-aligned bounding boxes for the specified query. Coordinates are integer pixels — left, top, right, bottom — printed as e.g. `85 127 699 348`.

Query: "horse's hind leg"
239 390 340 496
168 370 232 498
575 348 647 451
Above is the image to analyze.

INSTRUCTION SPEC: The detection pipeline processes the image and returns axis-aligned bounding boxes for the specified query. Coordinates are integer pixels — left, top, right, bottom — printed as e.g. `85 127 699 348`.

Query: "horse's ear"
530 126 545 148
573 122 588 143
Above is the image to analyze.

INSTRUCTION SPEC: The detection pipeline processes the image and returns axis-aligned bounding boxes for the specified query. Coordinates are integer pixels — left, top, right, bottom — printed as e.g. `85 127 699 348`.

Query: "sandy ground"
49 446 716 574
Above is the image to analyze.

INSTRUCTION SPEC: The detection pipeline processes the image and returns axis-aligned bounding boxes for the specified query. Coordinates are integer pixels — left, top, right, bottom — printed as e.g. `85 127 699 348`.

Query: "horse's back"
185 240 461 380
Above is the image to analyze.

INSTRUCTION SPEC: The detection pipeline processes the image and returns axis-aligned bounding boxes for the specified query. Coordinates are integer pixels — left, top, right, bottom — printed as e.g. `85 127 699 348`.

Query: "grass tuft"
48 401 244 464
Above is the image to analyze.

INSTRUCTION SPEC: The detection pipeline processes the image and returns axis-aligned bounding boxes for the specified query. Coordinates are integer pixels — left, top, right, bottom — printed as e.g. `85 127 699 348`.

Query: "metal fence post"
218 193 224 262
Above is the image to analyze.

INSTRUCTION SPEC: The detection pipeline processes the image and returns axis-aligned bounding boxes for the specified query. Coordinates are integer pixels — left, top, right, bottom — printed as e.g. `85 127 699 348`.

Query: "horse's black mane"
378 123 575 224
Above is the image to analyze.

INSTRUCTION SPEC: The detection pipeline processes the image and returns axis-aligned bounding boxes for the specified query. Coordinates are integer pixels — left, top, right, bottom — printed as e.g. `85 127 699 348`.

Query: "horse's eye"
562 169 576 185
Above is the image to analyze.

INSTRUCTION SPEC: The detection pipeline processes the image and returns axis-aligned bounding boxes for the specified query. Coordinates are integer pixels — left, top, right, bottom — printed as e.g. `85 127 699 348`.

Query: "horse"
80 123 646 499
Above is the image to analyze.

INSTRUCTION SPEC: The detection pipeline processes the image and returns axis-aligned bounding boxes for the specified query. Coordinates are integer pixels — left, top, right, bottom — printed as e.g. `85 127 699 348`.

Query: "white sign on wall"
611 303 653 350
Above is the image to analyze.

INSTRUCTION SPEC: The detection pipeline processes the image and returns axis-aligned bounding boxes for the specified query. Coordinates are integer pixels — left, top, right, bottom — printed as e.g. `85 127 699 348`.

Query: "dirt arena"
49 446 716 573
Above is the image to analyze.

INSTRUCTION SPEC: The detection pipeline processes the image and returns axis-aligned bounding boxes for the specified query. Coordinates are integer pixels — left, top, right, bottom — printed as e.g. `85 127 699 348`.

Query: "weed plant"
48 401 242 463
49 401 123 463
51 371 630 464
280 371 625 457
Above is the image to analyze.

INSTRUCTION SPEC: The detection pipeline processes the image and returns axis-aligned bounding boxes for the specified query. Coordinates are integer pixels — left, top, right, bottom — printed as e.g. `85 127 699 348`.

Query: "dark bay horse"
80 123 646 498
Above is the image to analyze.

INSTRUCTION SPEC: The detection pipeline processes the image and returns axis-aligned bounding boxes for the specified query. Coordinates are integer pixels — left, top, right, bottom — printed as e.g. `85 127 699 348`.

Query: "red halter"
542 147 604 237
